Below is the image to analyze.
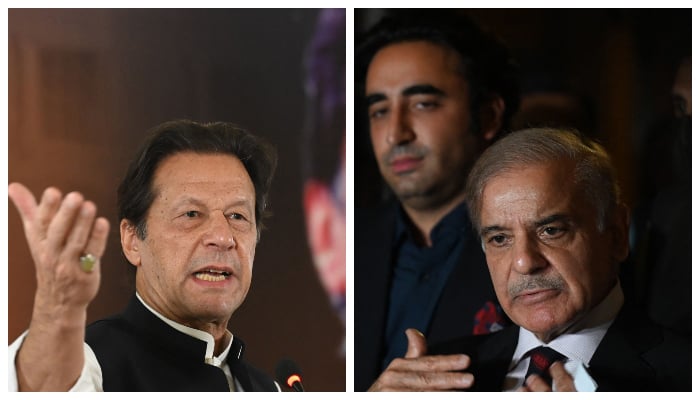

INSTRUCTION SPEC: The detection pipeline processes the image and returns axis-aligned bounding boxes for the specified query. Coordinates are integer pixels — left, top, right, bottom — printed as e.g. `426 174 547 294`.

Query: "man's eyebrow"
172 196 252 210
365 84 445 108
228 198 255 211
172 196 206 208
480 225 506 237
479 215 571 236
402 84 445 97
365 93 387 107
534 214 571 227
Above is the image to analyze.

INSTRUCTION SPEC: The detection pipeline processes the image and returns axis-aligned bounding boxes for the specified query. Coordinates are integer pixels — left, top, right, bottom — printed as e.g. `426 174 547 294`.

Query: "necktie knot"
524 346 567 386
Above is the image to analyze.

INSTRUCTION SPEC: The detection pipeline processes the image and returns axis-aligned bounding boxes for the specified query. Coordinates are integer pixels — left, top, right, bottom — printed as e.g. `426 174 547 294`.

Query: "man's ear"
479 96 506 142
120 219 142 267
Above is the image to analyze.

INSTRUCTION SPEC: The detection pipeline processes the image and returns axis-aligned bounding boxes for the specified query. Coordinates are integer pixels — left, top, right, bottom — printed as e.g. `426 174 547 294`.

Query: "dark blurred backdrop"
8 8 345 391
355 8 691 211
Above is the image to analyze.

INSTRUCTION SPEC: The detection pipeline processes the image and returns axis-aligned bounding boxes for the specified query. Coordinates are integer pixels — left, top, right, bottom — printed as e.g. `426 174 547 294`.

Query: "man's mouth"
193 268 233 282
389 156 422 174
514 288 559 305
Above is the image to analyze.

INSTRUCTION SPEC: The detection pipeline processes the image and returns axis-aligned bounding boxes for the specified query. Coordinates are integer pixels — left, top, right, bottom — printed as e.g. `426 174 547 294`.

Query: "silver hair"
466 128 621 233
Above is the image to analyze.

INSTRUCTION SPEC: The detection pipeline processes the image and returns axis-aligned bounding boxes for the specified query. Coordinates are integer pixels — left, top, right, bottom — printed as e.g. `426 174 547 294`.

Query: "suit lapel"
428 325 517 391
429 224 502 344
471 326 519 391
589 306 658 391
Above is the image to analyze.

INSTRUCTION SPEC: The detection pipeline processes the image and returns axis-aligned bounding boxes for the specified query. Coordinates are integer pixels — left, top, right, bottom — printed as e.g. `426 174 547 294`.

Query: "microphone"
275 359 305 392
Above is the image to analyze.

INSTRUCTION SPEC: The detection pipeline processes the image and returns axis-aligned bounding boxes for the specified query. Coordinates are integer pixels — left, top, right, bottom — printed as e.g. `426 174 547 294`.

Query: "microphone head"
275 359 304 391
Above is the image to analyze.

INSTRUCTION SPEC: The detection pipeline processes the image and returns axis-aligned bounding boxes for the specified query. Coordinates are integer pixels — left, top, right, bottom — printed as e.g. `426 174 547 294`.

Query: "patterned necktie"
524 346 567 387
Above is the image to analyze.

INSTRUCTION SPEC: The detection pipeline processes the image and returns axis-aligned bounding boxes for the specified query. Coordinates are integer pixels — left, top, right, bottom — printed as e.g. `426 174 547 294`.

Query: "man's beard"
383 149 466 210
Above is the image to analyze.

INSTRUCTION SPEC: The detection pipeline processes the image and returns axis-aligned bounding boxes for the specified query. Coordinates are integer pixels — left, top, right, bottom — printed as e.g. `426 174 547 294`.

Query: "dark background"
8 8 345 391
355 8 691 212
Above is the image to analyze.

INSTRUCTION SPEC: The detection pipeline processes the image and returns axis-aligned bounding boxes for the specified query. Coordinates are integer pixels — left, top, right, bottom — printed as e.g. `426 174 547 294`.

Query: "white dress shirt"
502 281 624 391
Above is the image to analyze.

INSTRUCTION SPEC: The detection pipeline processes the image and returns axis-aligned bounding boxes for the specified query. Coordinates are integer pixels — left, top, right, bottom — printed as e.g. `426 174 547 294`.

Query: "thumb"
404 328 427 358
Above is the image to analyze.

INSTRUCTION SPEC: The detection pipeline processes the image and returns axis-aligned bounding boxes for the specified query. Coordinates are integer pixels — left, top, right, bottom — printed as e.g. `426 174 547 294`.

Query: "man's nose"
512 235 547 275
203 212 236 250
386 106 415 146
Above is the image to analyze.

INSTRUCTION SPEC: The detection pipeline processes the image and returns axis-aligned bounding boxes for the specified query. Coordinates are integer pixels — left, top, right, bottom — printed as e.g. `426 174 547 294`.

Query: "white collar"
135 292 234 366
511 280 624 367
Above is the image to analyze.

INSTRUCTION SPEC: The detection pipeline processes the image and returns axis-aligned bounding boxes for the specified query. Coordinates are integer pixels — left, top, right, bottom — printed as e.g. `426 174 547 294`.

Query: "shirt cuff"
7 330 103 391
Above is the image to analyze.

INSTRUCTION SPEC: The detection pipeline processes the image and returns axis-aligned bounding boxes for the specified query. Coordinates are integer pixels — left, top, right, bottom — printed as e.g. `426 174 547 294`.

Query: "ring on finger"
79 253 97 273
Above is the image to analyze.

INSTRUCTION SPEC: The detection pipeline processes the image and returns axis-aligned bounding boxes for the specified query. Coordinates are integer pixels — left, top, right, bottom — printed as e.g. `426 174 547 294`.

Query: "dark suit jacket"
430 305 691 391
86 296 278 391
355 202 504 391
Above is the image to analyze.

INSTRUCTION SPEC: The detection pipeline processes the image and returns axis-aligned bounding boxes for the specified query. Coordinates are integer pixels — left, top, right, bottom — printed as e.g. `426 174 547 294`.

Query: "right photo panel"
354 8 690 392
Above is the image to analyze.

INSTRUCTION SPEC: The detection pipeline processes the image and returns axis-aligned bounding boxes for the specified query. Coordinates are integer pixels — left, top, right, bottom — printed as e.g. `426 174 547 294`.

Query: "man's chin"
391 182 434 205
386 176 424 197
513 311 568 341
191 299 241 320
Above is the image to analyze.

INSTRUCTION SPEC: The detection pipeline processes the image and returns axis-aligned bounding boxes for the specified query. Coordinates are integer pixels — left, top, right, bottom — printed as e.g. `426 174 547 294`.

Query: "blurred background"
8 8 345 391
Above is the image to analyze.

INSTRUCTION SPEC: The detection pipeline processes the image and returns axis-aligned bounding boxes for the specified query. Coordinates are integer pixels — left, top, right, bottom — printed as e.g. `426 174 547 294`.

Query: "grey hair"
466 128 621 233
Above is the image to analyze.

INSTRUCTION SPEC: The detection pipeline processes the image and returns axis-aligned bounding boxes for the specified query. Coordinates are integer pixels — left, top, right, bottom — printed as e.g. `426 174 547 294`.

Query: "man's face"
365 40 486 210
478 161 626 341
127 152 258 328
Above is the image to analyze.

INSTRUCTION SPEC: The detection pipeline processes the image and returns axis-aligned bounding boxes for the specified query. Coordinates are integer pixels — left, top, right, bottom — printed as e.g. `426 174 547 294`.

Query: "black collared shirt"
85 295 278 391
382 204 468 368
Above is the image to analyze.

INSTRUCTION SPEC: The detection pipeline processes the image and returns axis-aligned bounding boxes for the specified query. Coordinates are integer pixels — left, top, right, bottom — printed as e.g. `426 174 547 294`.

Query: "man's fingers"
404 328 428 358
370 365 474 391
84 217 111 259
523 362 577 392
63 201 98 258
523 374 552 392
391 353 470 372
550 362 576 392
384 370 474 391
35 187 63 238
9 184 109 277
8 183 39 230
44 192 85 254
371 340 473 392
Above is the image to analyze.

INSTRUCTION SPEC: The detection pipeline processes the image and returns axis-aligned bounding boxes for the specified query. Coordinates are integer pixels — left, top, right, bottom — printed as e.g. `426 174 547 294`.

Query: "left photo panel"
7 8 345 392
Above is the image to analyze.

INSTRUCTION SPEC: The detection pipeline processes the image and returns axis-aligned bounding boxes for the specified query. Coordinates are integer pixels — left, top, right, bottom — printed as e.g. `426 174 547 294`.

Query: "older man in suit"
371 128 690 392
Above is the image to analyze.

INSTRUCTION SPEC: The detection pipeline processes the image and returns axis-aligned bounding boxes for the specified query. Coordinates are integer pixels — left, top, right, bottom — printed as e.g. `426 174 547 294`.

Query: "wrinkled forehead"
481 160 580 214
152 152 255 198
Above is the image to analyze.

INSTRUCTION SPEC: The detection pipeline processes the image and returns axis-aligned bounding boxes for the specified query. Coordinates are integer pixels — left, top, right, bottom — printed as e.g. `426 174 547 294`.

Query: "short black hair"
117 120 278 240
356 10 520 134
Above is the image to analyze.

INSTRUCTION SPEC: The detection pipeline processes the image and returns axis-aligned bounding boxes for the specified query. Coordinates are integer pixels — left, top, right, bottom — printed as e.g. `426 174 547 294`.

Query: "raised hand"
8 182 110 391
368 329 474 391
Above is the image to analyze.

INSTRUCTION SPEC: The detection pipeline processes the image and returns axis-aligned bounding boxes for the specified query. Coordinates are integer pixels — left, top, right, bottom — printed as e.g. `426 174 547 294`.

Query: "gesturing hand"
368 329 474 391
9 182 112 390
9 182 110 313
